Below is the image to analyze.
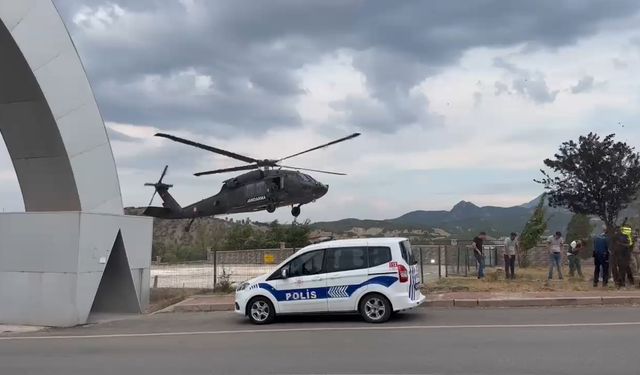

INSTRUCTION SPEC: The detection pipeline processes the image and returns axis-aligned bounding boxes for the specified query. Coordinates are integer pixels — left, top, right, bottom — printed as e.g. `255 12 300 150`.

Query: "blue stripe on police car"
257 275 398 302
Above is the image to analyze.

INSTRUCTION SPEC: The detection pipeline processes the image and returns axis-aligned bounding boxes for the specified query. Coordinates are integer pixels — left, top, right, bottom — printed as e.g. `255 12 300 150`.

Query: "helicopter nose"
314 183 328 198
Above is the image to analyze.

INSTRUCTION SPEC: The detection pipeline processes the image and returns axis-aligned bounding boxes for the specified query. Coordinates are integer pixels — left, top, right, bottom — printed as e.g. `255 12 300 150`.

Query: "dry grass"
424 266 624 294
146 288 210 313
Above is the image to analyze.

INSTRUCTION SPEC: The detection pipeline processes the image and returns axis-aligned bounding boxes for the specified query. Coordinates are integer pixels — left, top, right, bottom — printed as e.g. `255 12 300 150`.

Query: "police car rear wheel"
248 297 275 324
359 293 391 323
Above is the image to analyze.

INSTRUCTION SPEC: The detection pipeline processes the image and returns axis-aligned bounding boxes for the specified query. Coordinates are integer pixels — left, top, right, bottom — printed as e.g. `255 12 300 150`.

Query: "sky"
2 0 640 222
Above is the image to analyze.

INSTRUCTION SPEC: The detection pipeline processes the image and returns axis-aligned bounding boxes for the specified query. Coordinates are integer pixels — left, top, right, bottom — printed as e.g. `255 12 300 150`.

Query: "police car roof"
300 237 408 252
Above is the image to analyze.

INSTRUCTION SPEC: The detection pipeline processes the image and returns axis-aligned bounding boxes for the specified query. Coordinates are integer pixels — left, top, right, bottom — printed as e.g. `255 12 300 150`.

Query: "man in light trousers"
547 231 564 280
503 232 518 279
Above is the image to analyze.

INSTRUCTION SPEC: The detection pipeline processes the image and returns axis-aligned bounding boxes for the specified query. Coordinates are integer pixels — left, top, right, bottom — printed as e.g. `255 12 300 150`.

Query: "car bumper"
391 292 426 311
234 292 249 315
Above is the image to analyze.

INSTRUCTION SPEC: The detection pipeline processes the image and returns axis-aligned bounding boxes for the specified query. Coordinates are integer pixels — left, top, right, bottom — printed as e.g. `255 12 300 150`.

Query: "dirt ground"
146 288 210 313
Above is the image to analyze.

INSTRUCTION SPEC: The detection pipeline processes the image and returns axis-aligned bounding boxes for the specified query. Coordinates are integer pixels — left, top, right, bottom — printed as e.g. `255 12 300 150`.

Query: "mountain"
312 196 573 239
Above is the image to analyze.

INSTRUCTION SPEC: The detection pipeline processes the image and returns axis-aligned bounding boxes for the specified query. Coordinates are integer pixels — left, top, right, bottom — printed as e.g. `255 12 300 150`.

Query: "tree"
519 194 548 268
628 199 640 229
285 220 312 248
224 223 255 250
194 221 227 258
565 213 594 258
537 133 640 230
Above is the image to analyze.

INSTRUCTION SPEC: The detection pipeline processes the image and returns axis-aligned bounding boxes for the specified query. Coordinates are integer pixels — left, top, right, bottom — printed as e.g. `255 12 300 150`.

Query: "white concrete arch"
0 0 122 214
0 0 152 327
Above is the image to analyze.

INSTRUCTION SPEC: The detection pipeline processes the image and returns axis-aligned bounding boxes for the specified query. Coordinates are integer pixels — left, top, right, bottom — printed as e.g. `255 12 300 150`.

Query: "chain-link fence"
151 248 296 290
150 242 558 290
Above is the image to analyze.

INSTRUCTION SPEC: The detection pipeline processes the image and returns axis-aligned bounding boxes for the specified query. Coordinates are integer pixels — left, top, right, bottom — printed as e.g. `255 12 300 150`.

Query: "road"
2 307 640 374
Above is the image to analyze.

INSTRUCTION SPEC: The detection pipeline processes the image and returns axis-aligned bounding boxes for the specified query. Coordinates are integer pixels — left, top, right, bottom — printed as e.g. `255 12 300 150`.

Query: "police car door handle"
310 277 322 282
327 273 343 279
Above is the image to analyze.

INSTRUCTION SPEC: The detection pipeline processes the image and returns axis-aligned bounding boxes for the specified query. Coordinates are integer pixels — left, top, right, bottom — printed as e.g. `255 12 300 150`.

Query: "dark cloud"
51 0 640 134
512 76 558 104
570 75 595 94
494 58 558 104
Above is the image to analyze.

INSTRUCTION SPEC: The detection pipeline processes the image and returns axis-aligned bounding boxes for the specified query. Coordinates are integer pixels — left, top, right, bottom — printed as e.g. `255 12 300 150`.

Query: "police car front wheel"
248 297 275 324
359 293 392 323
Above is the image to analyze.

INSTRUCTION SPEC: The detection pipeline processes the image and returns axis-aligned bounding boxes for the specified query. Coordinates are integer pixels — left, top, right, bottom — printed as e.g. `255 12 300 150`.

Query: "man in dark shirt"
612 227 634 288
473 232 487 279
593 229 609 287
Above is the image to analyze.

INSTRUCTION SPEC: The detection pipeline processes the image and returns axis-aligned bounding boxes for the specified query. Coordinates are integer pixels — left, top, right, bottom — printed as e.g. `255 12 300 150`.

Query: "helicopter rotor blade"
147 190 157 207
158 165 168 183
155 133 258 164
194 164 259 177
280 165 346 176
277 133 361 162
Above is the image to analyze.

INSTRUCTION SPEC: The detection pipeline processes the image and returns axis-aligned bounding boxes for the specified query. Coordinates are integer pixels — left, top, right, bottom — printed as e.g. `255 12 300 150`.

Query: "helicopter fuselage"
144 131 358 221
172 169 328 218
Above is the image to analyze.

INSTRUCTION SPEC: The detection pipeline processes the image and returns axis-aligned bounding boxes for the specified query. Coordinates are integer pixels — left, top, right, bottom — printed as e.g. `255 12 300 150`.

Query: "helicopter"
142 132 360 228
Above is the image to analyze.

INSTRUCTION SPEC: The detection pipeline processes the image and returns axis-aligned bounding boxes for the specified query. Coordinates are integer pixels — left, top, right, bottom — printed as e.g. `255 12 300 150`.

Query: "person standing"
593 229 609 287
503 232 518 279
613 227 634 287
631 229 640 276
567 240 584 278
473 232 487 279
547 231 564 280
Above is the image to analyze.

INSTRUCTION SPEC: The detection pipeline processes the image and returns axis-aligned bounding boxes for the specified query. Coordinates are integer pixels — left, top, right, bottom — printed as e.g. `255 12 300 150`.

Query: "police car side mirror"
281 268 288 279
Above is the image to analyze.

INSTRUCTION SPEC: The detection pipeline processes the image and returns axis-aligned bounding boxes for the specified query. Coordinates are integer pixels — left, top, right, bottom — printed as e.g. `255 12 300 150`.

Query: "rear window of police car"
324 246 392 272
368 246 391 267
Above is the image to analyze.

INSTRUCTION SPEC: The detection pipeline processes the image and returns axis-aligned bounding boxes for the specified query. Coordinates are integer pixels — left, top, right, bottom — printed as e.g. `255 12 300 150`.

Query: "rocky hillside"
311 196 574 239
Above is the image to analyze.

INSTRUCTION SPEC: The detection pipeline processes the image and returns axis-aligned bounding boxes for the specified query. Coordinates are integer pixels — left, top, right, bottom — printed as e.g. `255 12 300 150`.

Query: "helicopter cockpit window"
299 174 313 182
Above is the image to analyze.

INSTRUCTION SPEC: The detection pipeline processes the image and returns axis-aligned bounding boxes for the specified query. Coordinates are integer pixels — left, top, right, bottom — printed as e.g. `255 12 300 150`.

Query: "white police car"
235 237 425 324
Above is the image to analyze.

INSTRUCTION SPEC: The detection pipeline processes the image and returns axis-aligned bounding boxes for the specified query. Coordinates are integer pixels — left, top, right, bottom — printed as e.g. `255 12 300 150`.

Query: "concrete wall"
0 212 152 326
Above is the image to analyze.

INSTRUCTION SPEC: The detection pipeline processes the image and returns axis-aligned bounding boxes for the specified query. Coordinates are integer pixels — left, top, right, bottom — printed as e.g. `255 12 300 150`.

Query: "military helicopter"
143 132 360 228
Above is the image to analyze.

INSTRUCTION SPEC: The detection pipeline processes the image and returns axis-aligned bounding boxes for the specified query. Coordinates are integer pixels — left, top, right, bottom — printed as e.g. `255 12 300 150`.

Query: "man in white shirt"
547 231 564 280
503 232 518 279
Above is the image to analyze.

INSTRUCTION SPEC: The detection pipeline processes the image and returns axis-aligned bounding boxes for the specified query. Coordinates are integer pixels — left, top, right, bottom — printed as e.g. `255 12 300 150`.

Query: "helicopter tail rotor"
144 165 173 206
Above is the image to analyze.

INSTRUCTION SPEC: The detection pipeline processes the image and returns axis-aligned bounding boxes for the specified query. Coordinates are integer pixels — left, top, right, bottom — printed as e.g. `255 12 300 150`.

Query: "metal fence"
150 242 535 290
151 248 296 290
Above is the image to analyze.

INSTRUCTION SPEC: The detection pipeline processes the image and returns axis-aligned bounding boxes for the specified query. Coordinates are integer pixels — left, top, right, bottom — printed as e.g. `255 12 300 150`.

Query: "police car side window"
287 249 325 277
325 247 368 273
368 246 392 267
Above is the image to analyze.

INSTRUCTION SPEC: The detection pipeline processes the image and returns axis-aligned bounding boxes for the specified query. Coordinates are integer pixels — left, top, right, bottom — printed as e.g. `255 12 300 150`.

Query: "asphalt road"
2 307 640 375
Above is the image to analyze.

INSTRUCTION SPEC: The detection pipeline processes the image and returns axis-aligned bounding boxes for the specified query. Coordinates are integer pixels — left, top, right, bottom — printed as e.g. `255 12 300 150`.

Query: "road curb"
430 296 640 308
164 295 640 313
172 303 234 313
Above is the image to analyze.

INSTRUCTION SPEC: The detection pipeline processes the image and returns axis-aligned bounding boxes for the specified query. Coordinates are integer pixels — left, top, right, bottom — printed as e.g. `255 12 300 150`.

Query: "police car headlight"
236 282 249 292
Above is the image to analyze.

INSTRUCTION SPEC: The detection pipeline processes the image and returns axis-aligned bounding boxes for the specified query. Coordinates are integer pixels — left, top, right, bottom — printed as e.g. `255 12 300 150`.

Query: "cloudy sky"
2 0 640 222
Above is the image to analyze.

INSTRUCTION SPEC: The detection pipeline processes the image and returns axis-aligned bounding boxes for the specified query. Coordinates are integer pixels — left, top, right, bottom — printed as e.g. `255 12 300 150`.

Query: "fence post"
456 246 460 274
419 247 424 283
445 246 448 277
465 247 469 277
438 246 442 279
153 275 158 288
213 248 217 292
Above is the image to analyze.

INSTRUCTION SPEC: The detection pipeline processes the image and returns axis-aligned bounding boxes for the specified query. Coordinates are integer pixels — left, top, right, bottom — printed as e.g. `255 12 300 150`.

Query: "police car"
235 237 425 324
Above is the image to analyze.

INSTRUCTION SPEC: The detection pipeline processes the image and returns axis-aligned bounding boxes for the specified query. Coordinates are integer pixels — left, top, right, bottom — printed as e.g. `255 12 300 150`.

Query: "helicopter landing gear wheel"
266 204 276 213
291 205 301 218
